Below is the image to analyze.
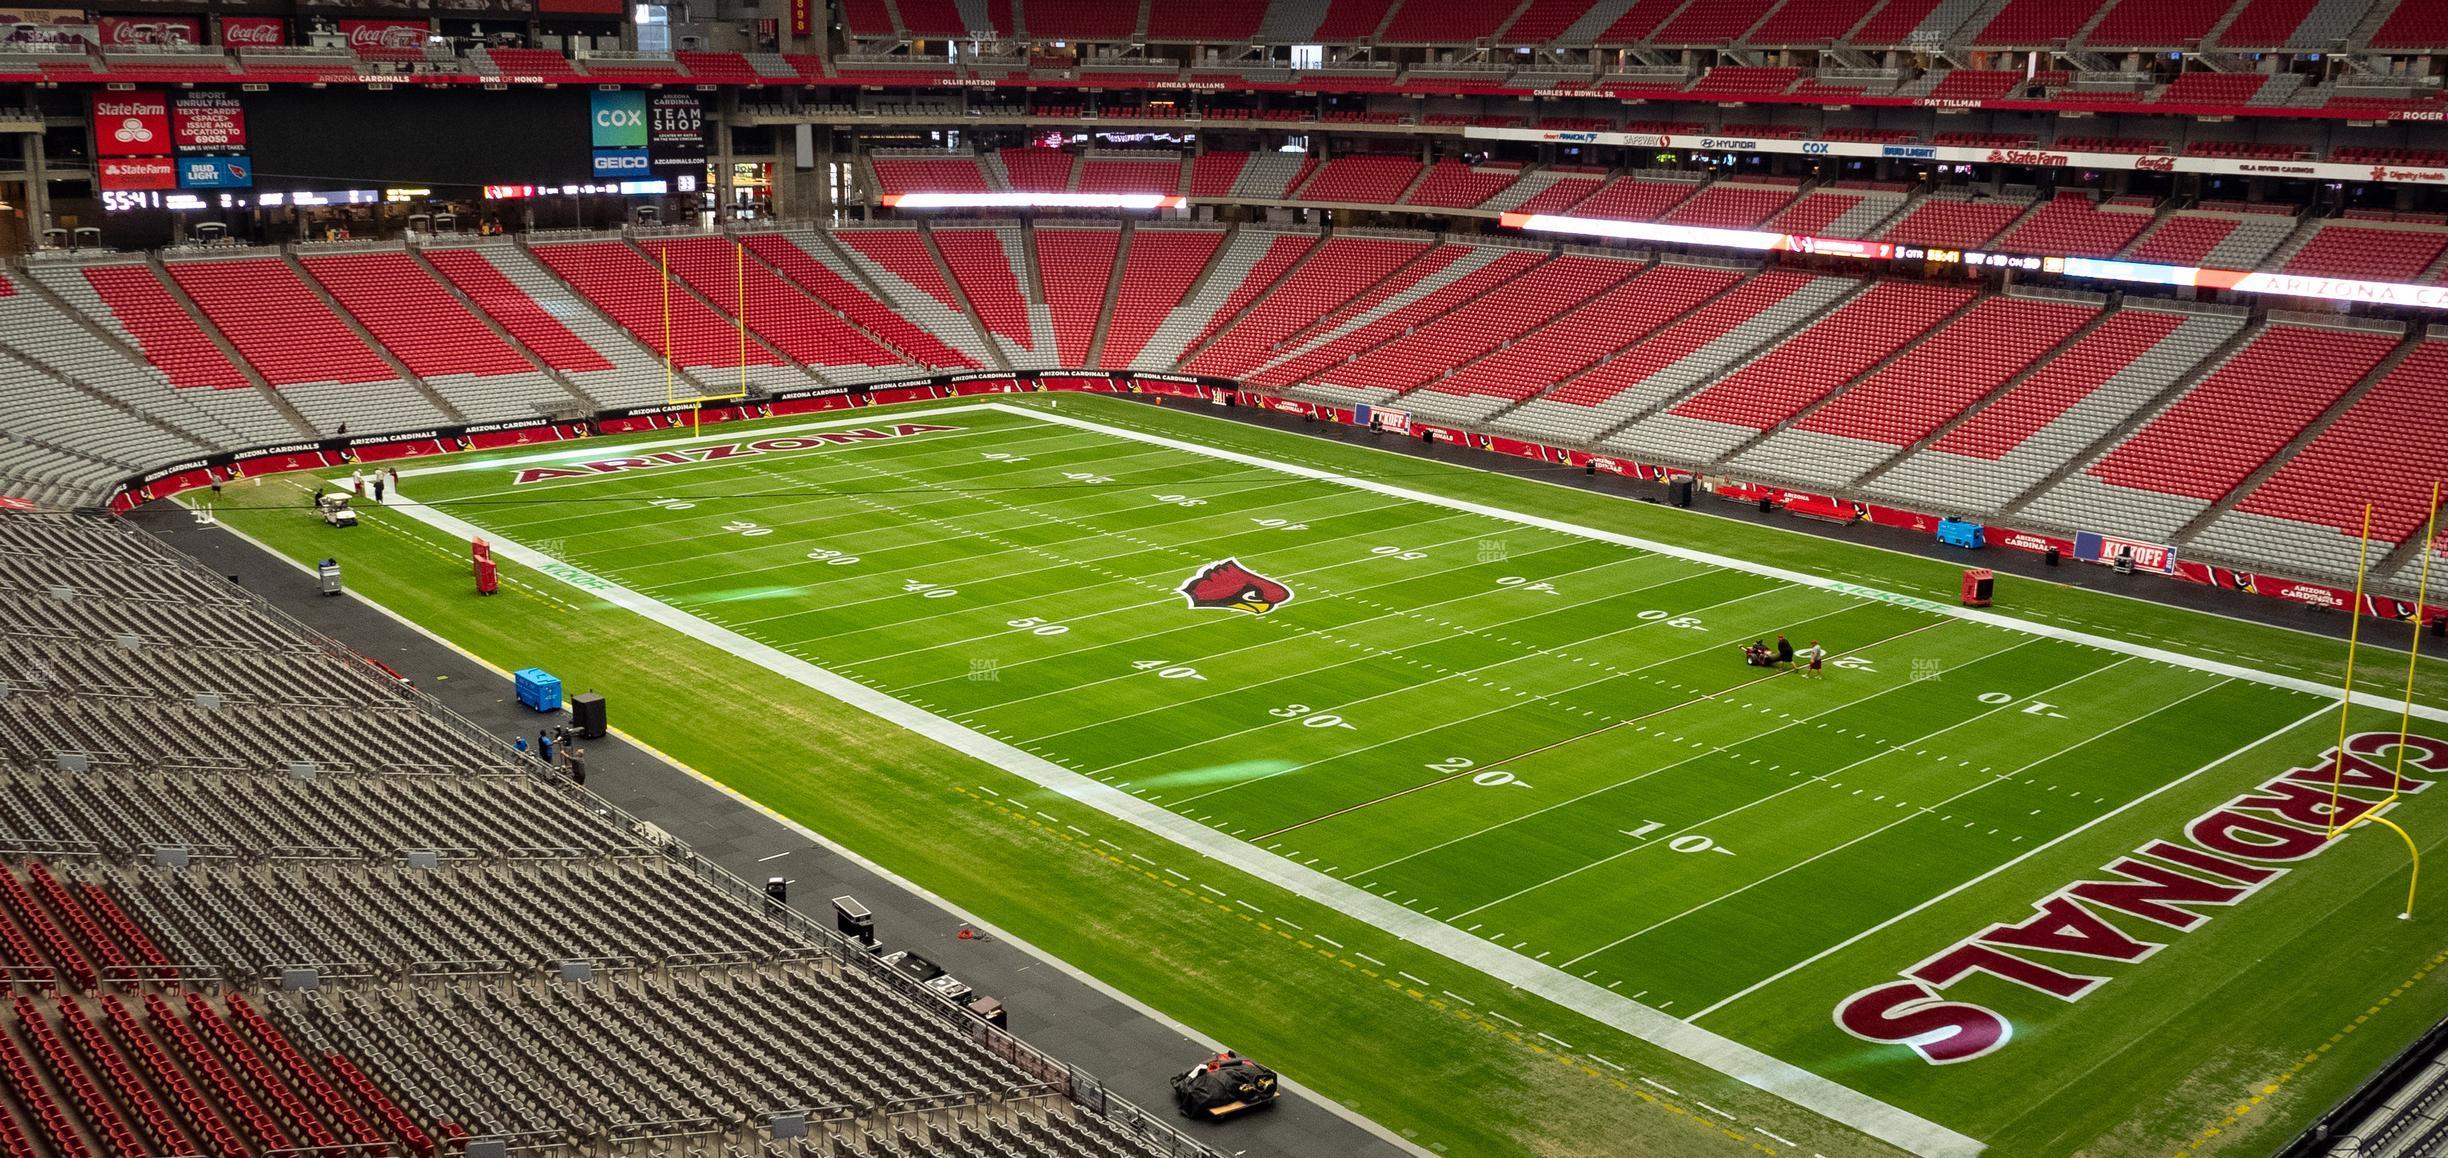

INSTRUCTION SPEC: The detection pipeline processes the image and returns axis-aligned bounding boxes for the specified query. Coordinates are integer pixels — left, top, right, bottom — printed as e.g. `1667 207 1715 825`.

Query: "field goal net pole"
657 240 757 431
2327 503 2378 839
2331 484 2442 919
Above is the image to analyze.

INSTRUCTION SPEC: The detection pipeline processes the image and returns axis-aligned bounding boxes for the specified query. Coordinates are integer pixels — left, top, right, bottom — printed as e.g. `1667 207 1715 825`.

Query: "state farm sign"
91 90 169 158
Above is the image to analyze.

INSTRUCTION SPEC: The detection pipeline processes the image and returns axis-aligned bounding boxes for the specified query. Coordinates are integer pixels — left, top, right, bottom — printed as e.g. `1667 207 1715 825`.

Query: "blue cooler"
514 668 563 712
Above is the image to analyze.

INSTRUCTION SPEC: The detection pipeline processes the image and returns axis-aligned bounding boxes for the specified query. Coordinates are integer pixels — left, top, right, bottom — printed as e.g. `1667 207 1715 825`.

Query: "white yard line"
1684 701 2337 1023
1573 668 2224 967
381 413 1986 1158
990 403 2445 723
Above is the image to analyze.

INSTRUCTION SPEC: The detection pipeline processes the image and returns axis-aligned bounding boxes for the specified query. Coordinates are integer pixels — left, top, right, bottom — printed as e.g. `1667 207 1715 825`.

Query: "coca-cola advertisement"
91 90 171 158
337 17 428 51
171 90 244 152
217 15 284 45
96 14 198 44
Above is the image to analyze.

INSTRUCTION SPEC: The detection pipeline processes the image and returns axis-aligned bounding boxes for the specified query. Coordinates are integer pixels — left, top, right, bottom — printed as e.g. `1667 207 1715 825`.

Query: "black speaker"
2432 616 2445 639
570 692 607 739
765 876 788 917
832 895 875 945
2044 546 2060 568
1669 478 1694 508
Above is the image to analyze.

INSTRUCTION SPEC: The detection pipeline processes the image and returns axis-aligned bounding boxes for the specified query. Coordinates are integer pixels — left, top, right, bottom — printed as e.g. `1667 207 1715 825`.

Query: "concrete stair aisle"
1242 237 1486 374
1165 229 1334 368
1263 246 1534 395
1125 224 1262 371
140 256 320 441
404 247 599 416
1084 224 1131 370
731 230 939 379
1710 289 1990 470
1499 273 1867 450
918 222 1020 372
281 252 470 427
2345 0 2401 50
2001 315 2276 533
1012 222 1062 369
817 228 1005 371
1848 298 2122 497
1471 261 1759 430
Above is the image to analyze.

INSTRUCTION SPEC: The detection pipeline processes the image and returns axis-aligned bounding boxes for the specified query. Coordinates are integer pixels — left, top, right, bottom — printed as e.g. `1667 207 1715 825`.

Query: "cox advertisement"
592 91 703 188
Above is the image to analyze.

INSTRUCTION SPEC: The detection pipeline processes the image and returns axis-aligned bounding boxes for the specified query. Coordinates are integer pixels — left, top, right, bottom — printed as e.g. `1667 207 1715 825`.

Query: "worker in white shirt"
1801 640 1826 678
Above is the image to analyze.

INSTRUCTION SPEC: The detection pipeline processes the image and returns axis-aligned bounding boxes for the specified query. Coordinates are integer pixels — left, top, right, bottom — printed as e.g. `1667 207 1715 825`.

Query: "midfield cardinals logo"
1179 560 1292 616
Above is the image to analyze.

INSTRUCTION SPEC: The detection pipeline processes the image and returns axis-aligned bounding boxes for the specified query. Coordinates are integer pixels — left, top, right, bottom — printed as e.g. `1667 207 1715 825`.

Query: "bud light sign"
177 157 252 190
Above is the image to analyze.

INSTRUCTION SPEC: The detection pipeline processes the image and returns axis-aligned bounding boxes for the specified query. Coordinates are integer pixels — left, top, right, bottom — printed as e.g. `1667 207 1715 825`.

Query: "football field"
243 394 2448 1157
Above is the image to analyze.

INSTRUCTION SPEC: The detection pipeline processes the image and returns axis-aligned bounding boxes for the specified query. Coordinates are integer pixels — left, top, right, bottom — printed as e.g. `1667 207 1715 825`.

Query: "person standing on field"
1802 640 1826 677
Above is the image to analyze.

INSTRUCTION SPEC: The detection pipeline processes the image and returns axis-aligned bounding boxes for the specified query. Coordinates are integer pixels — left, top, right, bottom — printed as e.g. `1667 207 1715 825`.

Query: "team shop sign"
1836 731 2444 1065
507 424 961 485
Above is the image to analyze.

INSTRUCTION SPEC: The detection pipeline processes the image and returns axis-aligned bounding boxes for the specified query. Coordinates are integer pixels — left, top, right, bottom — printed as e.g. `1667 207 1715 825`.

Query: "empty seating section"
1569 175 1700 222
1229 152 1315 200
1595 0 1694 42
1148 231 1318 370
301 254 531 379
1749 0 1883 42
1613 281 1974 463
1095 228 1223 369
642 237 905 376
1400 263 1741 422
829 228 1000 367
1767 184 1907 237
932 227 1044 360
419 248 615 375
2218 0 2320 44
1850 0 1950 43
1144 1 1265 40
2279 223 2448 282
1502 0 1602 41
869 153 993 197
1653 0 1779 43
2021 323 2399 541
1251 247 1533 390
2087 0 2233 45
0 510 1188 1157
163 260 394 387
1024 0 1134 38
1320 254 1638 398
998 147 1076 192
1737 295 2096 487
895 0 966 35
2194 341 2448 576
740 233 978 370
2372 0 2448 48
80 266 249 390
1313 0 1398 39
1495 168 1608 215
1296 154 1424 204
1971 0 2103 44
1077 153 1181 195
1381 0 1511 41
1184 237 1423 377
2158 72 2268 104
1495 270 1854 446
2127 214 2240 264
1405 160 1521 208
1034 226 1119 368
1998 193 2153 257
1686 66 1800 96
534 241 787 373
1663 181 1800 228
1880 195 2027 249
1188 151 1250 198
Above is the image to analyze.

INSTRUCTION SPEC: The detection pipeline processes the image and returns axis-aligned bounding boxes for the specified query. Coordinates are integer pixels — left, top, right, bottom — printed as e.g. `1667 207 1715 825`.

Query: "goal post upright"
657 237 756 425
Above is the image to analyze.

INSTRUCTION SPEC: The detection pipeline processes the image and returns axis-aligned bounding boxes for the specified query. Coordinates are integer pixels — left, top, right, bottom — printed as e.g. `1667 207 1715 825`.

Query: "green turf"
201 393 2448 1158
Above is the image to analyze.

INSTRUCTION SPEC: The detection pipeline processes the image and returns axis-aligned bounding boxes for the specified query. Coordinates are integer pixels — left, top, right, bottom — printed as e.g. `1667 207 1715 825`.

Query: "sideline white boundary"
188 515 1433 1158
374 407 2013 1157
